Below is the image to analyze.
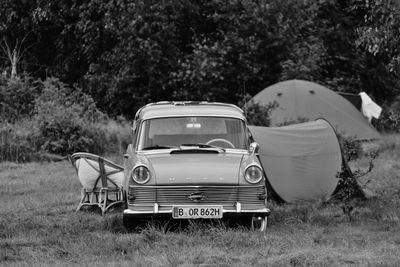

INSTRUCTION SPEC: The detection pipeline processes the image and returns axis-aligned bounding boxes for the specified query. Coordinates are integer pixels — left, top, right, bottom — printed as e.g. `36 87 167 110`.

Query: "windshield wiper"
142 145 179 150
181 143 225 152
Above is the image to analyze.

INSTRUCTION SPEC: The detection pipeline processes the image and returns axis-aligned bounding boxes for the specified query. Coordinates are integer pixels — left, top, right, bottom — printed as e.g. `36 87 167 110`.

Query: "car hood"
145 153 244 185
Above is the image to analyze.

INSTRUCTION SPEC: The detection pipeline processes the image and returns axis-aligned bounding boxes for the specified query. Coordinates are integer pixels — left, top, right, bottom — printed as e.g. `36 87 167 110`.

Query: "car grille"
128 185 266 210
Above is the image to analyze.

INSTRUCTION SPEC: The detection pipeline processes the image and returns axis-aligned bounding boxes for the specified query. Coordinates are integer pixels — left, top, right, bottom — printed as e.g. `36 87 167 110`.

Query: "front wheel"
251 216 267 232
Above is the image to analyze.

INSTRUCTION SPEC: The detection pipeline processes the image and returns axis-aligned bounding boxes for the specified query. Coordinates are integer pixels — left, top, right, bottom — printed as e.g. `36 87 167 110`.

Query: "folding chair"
70 152 125 215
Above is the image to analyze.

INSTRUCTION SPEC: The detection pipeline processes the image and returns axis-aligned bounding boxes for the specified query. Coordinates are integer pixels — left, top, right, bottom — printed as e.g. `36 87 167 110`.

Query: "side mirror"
249 142 259 155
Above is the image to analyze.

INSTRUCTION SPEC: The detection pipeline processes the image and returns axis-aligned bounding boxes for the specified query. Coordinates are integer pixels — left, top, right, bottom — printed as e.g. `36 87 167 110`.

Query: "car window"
137 117 248 150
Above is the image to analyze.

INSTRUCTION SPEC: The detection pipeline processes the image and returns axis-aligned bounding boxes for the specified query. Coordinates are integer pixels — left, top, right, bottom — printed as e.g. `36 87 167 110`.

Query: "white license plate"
172 205 223 219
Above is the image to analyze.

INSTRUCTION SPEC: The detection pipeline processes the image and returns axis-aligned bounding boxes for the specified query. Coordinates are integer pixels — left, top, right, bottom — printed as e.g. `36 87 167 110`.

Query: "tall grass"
0 119 42 162
96 119 132 157
0 119 131 163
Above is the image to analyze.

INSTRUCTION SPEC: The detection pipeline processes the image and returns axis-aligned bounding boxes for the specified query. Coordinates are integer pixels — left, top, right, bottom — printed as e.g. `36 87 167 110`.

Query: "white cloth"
359 92 382 122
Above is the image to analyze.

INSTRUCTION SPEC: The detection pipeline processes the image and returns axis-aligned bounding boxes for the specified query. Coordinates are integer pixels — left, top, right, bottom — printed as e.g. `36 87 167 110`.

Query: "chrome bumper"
123 202 270 218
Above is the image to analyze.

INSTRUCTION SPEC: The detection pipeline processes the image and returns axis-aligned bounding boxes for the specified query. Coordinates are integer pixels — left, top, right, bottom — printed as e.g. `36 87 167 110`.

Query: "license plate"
172 205 223 219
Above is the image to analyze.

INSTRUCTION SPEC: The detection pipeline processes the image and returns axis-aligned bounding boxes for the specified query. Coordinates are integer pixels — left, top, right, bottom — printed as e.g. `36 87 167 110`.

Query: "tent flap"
249 119 342 203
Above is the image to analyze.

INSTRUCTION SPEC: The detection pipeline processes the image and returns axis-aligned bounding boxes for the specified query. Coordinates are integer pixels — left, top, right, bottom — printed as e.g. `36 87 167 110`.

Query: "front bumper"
123 203 270 219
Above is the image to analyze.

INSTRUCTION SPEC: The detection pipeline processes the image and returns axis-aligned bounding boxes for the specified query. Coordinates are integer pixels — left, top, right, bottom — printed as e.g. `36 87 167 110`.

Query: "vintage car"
122 101 270 231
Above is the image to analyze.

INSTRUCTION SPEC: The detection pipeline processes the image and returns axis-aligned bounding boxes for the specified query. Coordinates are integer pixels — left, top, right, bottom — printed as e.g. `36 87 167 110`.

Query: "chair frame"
70 152 125 215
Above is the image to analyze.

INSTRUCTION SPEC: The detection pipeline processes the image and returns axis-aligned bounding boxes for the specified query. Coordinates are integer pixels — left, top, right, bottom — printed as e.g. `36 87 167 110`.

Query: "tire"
251 216 267 232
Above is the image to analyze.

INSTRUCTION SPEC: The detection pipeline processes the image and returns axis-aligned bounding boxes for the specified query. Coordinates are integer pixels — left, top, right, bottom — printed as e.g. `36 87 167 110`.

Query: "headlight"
131 166 151 184
244 165 263 184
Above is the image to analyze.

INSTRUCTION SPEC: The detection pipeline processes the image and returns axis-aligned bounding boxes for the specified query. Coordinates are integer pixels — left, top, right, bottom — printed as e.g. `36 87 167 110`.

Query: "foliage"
33 78 105 155
244 100 278 126
95 118 132 156
0 75 41 122
374 110 400 133
0 119 42 162
340 135 362 162
2 0 400 159
373 97 400 133
355 0 400 73
351 0 400 102
35 77 103 123
279 0 327 81
332 134 380 220
2 0 399 118
0 77 131 161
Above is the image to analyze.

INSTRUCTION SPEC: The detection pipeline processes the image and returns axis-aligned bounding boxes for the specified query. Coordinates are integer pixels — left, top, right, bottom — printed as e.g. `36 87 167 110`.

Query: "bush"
373 110 400 133
0 76 132 161
96 118 132 155
34 78 106 155
244 100 278 126
38 114 103 155
373 97 400 133
339 135 362 162
0 76 41 122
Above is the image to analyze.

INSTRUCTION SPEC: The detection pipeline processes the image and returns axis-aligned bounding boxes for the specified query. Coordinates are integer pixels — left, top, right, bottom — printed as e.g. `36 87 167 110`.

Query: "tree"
351 0 400 102
0 0 36 80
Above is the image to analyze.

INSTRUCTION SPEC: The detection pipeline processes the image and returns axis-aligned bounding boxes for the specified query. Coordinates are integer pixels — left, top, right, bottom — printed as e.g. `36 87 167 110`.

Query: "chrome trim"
127 185 267 208
154 203 158 213
244 164 263 184
129 185 265 189
123 207 270 215
141 114 245 120
235 202 241 212
131 164 151 184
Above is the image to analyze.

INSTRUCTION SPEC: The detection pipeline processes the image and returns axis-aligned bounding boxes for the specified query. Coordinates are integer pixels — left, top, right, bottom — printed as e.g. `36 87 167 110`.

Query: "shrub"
339 135 362 162
34 78 106 155
244 100 278 126
373 97 400 133
96 118 132 155
0 77 132 162
38 114 103 155
373 110 400 133
0 75 41 122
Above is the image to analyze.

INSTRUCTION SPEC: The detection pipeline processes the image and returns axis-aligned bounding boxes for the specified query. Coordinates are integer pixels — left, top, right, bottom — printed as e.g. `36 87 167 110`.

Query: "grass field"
1 135 399 266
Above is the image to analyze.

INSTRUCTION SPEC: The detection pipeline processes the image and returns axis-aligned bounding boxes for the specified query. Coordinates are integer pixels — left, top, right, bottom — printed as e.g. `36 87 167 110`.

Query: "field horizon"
1 134 399 266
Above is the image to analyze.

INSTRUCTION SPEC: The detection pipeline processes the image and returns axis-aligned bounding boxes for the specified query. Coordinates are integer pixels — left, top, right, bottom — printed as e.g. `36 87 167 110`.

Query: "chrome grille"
128 185 266 209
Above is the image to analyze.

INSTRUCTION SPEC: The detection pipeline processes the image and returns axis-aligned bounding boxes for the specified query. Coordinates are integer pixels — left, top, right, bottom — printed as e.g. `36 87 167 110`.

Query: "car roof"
135 101 246 120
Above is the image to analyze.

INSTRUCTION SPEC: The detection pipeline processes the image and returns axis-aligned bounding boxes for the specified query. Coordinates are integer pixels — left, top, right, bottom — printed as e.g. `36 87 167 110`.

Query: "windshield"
137 117 248 150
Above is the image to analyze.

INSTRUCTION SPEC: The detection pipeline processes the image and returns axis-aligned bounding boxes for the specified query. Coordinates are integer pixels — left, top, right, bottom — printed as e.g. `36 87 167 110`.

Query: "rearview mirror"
250 142 259 155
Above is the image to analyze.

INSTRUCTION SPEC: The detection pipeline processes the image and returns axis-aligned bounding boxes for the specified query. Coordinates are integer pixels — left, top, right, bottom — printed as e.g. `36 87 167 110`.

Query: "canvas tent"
249 119 343 202
248 80 380 140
